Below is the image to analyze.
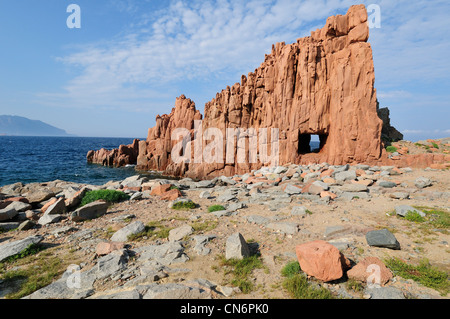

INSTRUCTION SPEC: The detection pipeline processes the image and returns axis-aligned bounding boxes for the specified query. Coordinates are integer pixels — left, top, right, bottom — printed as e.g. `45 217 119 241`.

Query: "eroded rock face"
88 5 435 178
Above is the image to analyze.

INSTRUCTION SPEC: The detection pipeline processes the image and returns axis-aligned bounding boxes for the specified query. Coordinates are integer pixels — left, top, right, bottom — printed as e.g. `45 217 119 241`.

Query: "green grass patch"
208 205 226 213
431 142 439 149
80 189 130 207
346 279 364 293
219 255 264 294
191 220 218 233
385 257 449 295
0 247 84 299
386 146 398 153
280 261 336 299
171 201 196 211
127 221 173 241
405 211 426 223
1 244 42 263
281 261 301 278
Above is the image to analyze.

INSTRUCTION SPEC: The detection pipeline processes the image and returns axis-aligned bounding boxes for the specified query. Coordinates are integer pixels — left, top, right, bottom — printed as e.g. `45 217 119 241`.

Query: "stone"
266 222 299 235
0 206 18 222
283 184 302 195
27 190 55 204
340 183 368 192
70 200 109 222
110 221 145 242
0 235 43 262
142 283 211 299
135 242 189 266
295 240 350 282
365 229 400 250
45 197 66 215
40 198 58 213
18 220 35 231
389 192 409 200
65 187 88 210
378 181 397 188
225 232 250 260
334 171 357 182
96 242 125 256
0 222 20 231
4 201 32 212
96 249 129 280
199 190 212 199
150 184 172 196
347 257 393 285
364 286 405 299
192 235 216 256
291 206 309 216
38 213 62 226
169 225 194 242
130 192 143 201
245 215 270 225
395 205 425 218
414 177 432 189
160 188 182 201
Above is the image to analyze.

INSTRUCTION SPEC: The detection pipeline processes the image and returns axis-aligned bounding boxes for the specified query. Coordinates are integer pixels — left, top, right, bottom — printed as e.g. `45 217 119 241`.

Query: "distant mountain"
0 115 72 136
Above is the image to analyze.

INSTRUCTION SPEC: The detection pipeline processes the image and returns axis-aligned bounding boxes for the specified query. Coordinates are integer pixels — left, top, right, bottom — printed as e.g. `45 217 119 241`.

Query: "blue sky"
0 0 449 141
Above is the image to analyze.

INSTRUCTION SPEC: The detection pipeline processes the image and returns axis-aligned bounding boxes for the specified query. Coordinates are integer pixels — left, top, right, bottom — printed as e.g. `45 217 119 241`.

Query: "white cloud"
38 0 356 111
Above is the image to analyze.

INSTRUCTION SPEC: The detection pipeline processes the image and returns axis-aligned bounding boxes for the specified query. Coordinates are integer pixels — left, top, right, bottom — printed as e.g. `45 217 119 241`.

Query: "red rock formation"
87 139 140 167
86 4 447 178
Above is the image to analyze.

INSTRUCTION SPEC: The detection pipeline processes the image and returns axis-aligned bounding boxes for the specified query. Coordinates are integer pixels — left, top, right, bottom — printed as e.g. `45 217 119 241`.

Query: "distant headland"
0 115 72 137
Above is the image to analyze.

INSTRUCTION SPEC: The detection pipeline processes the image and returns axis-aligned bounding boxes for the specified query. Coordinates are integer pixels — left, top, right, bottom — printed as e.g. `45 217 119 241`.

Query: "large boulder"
110 221 145 242
295 240 350 282
365 229 401 250
70 200 109 222
347 256 393 285
0 235 43 262
225 232 250 260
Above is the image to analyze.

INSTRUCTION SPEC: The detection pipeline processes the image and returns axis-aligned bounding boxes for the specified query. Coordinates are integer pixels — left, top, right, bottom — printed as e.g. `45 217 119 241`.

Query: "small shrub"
386 146 397 153
431 142 439 149
80 189 130 207
171 200 196 210
208 205 226 213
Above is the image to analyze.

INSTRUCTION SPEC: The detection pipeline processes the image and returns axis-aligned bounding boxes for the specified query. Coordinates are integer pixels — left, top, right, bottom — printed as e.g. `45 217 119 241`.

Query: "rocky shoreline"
1 162 449 299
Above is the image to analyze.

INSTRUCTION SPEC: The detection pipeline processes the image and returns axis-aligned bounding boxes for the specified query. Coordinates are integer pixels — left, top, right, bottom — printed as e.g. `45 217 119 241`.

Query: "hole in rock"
298 134 328 154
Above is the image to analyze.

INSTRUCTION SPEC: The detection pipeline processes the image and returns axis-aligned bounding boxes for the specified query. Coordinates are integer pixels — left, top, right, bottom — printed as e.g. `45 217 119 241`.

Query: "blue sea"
0 136 146 187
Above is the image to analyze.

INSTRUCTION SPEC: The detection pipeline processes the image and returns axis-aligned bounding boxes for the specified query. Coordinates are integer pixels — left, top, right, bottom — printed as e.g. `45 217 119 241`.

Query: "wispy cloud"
37 0 356 111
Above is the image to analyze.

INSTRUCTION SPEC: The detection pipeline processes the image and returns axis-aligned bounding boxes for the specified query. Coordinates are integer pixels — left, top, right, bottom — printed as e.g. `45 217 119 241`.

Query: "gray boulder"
366 229 400 250
110 221 145 242
415 177 432 189
334 170 356 182
225 232 250 260
38 213 62 226
0 206 18 222
168 225 194 242
70 200 109 222
5 201 32 212
0 235 43 262
266 222 299 235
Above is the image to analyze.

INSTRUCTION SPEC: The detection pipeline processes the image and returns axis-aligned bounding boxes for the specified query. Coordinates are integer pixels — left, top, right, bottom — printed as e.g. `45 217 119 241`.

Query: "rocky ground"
0 161 449 300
